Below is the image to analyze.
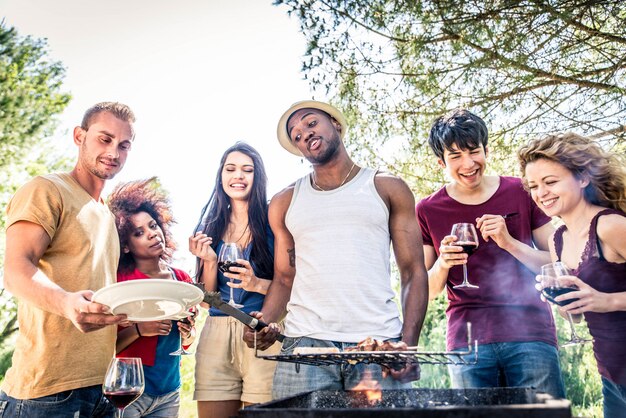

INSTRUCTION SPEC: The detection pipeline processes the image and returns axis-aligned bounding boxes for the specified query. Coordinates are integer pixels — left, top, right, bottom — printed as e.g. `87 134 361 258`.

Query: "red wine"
457 242 478 257
179 310 197 325
218 261 244 273
542 287 578 306
104 390 142 409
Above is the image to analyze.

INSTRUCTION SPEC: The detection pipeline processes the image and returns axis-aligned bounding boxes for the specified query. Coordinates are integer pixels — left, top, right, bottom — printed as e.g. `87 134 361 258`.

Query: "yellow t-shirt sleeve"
6 176 62 240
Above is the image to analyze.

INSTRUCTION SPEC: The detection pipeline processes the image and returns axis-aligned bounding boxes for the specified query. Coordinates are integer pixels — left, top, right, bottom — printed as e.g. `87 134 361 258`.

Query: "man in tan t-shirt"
0 102 136 417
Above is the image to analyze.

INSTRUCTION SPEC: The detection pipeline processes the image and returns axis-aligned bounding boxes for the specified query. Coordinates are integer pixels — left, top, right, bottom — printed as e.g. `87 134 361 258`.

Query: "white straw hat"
276 100 347 156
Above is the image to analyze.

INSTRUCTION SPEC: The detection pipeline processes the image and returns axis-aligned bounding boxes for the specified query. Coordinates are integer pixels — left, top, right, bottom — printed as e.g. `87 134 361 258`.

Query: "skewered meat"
345 337 408 352
293 346 340 355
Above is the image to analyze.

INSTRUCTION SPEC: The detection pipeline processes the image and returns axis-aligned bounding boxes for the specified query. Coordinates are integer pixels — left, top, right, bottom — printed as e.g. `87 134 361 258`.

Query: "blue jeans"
448 341 566 399
602 377 626 418
0 385 114 418
123 390 180 418
272 336 411 400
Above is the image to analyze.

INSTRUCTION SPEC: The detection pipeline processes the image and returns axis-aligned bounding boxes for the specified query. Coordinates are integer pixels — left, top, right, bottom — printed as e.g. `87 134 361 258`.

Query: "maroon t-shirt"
555 209 626 386
416 176 557 350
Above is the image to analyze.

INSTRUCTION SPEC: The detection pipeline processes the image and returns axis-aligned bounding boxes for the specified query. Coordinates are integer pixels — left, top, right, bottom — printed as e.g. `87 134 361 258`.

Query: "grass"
178 310 205 418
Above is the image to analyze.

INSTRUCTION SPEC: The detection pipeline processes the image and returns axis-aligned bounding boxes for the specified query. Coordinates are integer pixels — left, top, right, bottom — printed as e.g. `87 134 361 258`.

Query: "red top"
116 267 192 366
554 209 626 385
416 176 557 350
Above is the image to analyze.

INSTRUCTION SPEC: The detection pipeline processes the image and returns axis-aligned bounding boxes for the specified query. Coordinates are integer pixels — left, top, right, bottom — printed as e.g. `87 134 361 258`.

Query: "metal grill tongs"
254 323 478 371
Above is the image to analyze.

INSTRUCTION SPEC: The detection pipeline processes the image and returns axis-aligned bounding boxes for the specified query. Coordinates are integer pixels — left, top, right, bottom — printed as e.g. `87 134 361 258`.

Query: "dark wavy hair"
428 108 489 161
108 177 176 272
193 142 273 279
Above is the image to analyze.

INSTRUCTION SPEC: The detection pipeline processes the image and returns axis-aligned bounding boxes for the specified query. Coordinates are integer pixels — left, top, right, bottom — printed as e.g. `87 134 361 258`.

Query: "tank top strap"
588 208 623 261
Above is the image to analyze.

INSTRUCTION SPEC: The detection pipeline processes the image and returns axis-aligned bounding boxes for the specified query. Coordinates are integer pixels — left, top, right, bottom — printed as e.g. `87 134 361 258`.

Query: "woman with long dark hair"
190 142 279 418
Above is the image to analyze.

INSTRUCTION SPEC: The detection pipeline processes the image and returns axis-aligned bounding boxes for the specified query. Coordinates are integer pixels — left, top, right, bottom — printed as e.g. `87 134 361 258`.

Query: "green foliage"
179 310 206 417
0 23 71 167
273 2 622 414
554 313 603 416
276 0 625 175
413 295 450 389
0 22 72 375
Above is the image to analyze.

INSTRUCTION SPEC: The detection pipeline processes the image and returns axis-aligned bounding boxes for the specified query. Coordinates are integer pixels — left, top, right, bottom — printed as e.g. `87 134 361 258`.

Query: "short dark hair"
428 108 488 160
81 102 136 131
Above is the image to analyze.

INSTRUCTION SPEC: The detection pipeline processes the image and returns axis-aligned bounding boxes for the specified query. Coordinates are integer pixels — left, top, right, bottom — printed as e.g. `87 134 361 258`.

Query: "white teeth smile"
542 198 558 207
460 170 478 177
231 183 246 188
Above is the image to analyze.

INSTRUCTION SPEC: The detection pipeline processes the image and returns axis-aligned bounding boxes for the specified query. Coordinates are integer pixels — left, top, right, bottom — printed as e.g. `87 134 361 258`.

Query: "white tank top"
284 167 403 342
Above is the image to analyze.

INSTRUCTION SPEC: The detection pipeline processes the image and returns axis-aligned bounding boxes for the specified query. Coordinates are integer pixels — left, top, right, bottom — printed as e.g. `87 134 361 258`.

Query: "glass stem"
566 313 579 340
462 264 469 285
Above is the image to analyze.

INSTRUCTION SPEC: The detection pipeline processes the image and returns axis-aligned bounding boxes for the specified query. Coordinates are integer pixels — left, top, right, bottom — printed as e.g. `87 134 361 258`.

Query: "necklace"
312 162 357 192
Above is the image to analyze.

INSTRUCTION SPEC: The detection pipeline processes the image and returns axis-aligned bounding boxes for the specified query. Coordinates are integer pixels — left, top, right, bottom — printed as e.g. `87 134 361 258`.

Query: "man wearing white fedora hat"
243 100 429 398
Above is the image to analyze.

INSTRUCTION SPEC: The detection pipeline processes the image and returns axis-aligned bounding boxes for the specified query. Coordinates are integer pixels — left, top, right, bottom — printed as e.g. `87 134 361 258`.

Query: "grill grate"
254 321 478 370
255 342 477 370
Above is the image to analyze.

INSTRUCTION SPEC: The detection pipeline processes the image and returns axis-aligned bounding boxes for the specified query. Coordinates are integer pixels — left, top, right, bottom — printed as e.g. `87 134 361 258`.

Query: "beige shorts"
194 315 282 404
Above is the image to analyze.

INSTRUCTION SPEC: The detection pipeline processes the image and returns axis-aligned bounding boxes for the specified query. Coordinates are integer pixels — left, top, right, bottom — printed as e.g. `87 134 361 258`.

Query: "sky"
1 0 318 271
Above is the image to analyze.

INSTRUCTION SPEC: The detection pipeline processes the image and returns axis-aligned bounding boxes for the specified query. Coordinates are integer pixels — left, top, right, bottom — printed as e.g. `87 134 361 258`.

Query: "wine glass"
218 242 244 308
103 357 144 418
451 223 480 289
539 262 591 347
169 307 197 356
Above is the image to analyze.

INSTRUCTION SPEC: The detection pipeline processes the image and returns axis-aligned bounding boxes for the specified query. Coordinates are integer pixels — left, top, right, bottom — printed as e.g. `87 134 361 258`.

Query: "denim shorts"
123 390 179 418
448 341 566 399
601 376 626 418
272 336 411 400
0 385 114 418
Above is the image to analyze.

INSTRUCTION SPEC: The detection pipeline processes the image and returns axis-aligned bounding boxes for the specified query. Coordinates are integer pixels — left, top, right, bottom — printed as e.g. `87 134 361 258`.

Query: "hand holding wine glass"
450 223 479 289
539 262 591 346
103 357 144 418
218 242 244 308
169 307 197 356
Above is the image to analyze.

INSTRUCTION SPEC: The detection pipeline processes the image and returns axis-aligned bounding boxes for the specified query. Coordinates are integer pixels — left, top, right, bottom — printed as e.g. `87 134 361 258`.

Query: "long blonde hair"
518 132 626 213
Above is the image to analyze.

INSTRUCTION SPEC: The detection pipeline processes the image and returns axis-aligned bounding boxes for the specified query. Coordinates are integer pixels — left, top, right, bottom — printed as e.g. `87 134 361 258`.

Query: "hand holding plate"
67 290 127 333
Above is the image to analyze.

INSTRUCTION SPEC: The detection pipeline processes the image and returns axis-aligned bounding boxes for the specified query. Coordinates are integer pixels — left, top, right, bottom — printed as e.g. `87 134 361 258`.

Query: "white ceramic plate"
93 279 204 321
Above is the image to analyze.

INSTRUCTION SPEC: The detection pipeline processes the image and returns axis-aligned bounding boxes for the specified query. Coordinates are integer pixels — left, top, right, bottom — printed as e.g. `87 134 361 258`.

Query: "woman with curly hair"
519 132 626 417
108 177 195 418
189 142 280 418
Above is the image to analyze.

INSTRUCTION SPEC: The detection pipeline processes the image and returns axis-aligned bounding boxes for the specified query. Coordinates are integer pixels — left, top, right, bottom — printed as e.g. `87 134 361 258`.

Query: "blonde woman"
519 132 626 418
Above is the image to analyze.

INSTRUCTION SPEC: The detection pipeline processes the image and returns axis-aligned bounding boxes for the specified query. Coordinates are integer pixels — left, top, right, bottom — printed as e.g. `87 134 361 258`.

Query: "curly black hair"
108 177 177 272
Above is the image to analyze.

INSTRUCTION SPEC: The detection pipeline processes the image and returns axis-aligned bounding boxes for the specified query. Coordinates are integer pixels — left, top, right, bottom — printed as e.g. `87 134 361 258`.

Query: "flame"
350 369 382 406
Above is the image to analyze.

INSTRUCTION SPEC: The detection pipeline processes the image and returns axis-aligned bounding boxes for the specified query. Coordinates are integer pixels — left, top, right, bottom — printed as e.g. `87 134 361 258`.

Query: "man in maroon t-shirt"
415 108 565 398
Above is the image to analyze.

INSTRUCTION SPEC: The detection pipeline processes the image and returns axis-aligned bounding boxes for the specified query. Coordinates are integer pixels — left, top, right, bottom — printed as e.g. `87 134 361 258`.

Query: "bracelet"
135 323 142 338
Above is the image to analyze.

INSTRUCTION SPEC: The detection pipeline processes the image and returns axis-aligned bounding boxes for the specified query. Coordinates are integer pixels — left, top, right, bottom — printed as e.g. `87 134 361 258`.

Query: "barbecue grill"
240 387 572 417
246 326 571 417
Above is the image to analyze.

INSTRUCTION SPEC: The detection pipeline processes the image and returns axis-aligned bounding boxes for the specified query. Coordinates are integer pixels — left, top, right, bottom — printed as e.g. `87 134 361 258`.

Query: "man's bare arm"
261 188 297 323
377 174 428 382
383 177 429 347
243 187 296 349
3 221 125 332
